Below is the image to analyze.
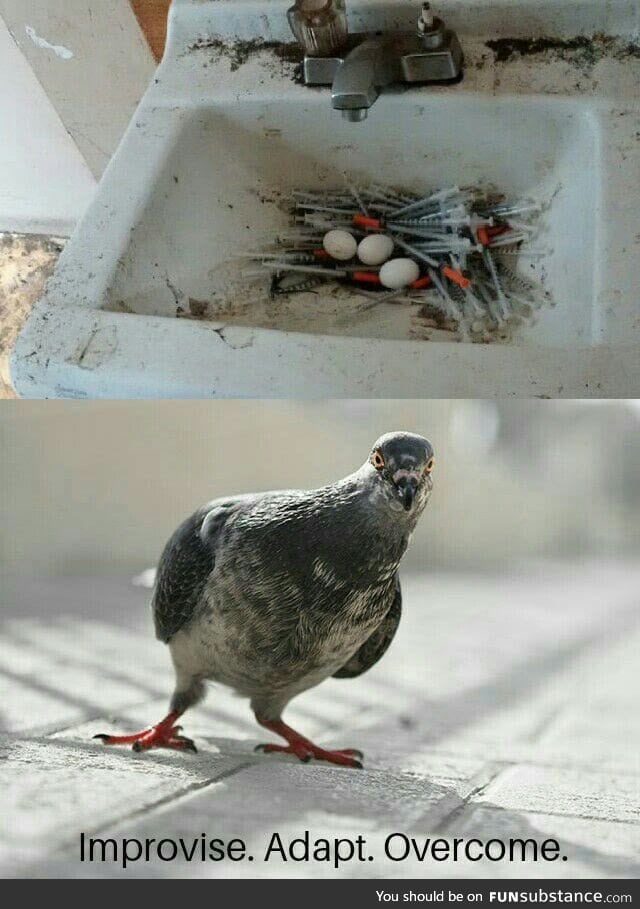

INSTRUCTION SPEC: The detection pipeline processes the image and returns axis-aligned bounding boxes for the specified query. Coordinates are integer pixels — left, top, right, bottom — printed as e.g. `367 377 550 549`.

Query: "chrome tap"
331 37 402 121
288 1 463 121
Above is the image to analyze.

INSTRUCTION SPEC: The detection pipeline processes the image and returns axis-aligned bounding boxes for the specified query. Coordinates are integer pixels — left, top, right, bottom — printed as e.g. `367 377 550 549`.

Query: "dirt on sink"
187 36 305 80
485 34 640 74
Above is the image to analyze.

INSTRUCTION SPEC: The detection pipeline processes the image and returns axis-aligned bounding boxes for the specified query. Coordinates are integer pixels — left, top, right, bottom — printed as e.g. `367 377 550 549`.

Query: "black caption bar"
11 879 639 902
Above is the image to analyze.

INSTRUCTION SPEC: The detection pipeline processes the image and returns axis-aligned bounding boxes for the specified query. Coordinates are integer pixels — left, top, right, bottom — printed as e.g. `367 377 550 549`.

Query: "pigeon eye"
424 456 435 474
371 450 385 470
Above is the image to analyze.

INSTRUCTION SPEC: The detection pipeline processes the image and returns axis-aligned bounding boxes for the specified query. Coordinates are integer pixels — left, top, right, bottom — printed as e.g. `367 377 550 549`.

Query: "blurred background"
1 399 640 578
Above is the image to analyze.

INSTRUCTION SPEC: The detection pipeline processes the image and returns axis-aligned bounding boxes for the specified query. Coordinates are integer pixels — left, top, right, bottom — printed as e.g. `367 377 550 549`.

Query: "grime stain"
486 34 640 73
71 325 119 370
187 37 304 77
417 303 458 334
188 298 209 318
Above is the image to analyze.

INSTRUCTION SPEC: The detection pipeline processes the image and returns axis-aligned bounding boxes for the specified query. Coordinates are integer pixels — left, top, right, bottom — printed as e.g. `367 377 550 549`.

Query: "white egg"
323 229 357 261
379 258 421 290
357 234 395 266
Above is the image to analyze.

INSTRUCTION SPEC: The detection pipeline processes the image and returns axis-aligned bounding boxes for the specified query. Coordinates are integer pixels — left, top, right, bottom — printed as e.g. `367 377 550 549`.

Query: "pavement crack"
60 759 255 850
427 762 506 835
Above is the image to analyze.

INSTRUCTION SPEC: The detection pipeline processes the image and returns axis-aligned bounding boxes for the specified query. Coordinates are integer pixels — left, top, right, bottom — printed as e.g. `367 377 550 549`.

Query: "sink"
12 0 640 397
106 96 599 346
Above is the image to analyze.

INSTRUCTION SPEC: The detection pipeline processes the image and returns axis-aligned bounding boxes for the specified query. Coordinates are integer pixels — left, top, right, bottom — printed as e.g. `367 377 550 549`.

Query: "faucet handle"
417 2 435 30
287 0 348 56
417 2 446 49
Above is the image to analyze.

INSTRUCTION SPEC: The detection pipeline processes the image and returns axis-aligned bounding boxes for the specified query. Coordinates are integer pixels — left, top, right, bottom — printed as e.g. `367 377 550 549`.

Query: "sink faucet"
330 37 402 122
287 1 463 121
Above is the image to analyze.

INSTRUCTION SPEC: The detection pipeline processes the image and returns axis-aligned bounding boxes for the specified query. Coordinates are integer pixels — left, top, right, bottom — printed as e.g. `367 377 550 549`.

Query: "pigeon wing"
152 501 237 643
332 575 402 678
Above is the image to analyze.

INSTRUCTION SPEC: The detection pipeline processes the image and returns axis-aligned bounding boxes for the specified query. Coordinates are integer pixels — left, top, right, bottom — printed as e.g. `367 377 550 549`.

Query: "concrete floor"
0 233 62 398
1 562 639 879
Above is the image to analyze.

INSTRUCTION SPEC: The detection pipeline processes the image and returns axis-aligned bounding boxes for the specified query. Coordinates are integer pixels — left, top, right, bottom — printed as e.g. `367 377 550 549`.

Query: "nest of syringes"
249 184 551 341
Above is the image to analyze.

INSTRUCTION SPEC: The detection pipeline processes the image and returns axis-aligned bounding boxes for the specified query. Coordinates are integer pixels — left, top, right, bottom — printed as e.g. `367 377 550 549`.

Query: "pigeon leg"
93 709 197 753
255 717 363 768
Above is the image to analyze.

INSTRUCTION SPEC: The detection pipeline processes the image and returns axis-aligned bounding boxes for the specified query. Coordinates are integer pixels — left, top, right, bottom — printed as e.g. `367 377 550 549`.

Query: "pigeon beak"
393 470 420 512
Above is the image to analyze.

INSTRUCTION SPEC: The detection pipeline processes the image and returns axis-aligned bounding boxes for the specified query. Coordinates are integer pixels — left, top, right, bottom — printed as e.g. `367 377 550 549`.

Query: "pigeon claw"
340 748 364 761
255 741 363 768
93 714 196 754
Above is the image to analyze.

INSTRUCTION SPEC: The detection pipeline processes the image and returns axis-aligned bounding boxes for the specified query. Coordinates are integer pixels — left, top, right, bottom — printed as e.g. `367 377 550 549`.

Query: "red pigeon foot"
93 710 196 753
255 718 363 768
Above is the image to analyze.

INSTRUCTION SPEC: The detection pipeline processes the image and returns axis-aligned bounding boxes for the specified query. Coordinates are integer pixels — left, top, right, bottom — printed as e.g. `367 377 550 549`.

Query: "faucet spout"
331 38 400 119
341 108 369 122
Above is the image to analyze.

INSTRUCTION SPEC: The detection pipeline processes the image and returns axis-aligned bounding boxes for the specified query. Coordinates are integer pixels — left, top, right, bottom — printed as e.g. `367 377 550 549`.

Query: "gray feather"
332 575 402 679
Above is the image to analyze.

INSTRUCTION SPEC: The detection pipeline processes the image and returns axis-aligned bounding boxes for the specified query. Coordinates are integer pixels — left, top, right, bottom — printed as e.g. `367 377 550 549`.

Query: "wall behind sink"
0 18 95 236
197 0 639 44
0 0 159 235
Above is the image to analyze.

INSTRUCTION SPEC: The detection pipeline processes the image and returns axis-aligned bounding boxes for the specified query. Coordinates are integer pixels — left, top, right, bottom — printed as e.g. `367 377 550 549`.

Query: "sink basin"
106 96 599 346
12 0 640 397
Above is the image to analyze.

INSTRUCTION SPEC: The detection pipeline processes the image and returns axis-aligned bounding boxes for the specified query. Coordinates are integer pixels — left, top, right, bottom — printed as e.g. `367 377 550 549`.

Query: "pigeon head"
366 432 434 515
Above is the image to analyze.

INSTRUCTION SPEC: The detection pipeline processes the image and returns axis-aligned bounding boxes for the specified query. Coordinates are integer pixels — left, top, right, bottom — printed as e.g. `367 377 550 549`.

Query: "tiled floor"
1 563 638 879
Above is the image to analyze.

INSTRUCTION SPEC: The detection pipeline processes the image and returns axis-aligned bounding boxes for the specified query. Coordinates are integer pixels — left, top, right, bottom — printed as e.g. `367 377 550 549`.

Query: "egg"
357 234 395 266
323 229 357 262
379 258 421 290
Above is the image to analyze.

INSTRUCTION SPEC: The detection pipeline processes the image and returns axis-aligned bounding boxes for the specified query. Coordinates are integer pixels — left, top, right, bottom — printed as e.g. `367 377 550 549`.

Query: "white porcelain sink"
12 0 640 397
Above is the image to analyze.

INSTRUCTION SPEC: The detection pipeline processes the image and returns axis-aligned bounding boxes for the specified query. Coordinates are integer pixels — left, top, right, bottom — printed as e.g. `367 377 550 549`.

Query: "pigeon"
95 431 434 768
